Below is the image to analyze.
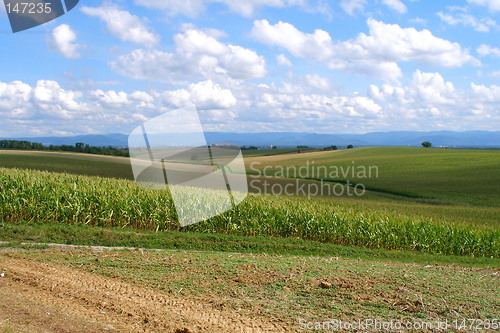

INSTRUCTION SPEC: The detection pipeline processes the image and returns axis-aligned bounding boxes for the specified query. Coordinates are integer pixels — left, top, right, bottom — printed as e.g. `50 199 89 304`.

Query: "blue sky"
0 0 499 137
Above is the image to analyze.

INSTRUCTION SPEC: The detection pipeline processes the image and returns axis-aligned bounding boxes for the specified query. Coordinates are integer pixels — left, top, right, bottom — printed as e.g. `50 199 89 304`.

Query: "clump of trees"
240 146 258 150
210 144 240 150
323 145 337 151
297 145 310 153
421 141 432 148
0 140 129 157
0 140 43 150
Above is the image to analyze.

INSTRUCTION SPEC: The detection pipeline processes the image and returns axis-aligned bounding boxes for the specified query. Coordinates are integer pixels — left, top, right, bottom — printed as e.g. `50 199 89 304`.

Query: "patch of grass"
0 241 49 250
0 327 20 333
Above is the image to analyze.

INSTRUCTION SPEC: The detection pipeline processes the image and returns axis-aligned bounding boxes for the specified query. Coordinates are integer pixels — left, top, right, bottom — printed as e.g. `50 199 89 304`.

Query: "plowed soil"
0 255 287 333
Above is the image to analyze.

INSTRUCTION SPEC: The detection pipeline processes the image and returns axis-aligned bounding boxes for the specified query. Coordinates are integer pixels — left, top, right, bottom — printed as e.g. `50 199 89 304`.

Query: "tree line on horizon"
0 140 130 157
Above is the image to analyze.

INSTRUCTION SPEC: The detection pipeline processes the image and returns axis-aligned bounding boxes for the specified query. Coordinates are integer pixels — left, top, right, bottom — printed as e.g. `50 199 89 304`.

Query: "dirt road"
0 253 287 333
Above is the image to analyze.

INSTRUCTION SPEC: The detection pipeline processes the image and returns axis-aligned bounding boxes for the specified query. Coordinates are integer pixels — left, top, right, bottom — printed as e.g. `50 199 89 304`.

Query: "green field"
0 151 133 179
0 147 498 257
0 148 500 257
244 147 500 229
4 147 499 207
242 148 313 157
246 147 500 207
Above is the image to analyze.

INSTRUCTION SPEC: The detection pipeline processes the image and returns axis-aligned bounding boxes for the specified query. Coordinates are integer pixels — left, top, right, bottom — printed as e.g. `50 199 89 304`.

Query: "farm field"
0 148 498 254
246 147 500 207
0 150 133 179
0 147 499 331
242 148 305 157
0 167 498 256
1 148 498 227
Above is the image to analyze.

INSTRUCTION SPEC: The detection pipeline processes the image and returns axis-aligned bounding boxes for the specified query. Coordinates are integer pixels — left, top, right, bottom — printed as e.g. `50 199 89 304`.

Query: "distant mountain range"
4 131 500 148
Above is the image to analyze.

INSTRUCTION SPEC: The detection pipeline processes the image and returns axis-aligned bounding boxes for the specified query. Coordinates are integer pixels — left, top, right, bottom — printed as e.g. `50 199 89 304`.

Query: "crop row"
0 168 497 257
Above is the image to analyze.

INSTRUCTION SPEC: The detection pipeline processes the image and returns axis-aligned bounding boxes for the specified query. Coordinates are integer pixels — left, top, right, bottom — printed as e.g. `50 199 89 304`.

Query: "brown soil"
0 255 287 333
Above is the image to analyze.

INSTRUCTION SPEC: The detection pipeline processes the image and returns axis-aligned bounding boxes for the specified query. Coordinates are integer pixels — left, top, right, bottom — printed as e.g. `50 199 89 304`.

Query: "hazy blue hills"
4 131 500 148
2 134 128 148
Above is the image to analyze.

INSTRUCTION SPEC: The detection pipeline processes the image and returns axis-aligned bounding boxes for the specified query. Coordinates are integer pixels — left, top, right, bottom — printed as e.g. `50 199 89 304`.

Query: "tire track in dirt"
0 256 288 333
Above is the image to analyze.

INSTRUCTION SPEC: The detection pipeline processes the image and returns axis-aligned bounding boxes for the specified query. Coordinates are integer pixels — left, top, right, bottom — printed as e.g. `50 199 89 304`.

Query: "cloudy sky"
0 0 499 137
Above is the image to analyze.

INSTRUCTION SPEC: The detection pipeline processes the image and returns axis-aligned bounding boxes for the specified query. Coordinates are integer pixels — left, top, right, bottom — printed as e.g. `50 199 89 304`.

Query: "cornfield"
1 168 497 257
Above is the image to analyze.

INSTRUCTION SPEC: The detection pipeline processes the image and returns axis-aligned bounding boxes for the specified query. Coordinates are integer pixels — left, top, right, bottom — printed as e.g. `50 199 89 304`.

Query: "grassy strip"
1 220 499 268
0 241 49 250
1 168 498 257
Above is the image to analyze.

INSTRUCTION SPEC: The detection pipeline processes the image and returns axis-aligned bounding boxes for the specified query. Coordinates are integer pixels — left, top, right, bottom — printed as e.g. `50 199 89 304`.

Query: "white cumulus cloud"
305 74 332 90
1 74 499 136
218 0 305 17
251 20 334 60
251 19 478 81
0 81 32 119
134 0 310 18
160 80 237 110
111 29 266 82
90 90 131 108
81 3 160 47
49 24 82 59
369 71 457 105
471 83 500 102
276 54 292 66
468 0 500 12
350 19 478 68
367 70 500 130
490 71 500 78
381 0 407 13
437 10 497 32
0 80 88 122
477 44 500 57
340 0 367 15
